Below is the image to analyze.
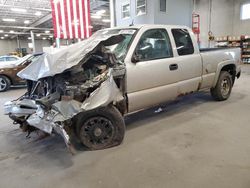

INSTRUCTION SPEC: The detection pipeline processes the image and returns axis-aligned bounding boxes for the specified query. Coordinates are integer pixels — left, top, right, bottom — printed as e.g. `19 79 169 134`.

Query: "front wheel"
210 71 233 101
76 105 125 150
0 75 11 92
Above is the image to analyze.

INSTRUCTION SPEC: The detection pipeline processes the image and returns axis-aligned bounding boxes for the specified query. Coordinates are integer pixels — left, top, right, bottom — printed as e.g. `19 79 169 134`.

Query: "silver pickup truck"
4 25 241 151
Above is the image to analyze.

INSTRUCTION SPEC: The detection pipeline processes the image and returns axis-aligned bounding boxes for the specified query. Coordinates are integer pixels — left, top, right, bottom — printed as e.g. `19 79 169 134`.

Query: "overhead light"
24 20 30 24
35 11 42 16
102 19 111 23
2 18 15 22
0 30 3 33
4 34 8 37
28 37 32 40
1 37 4 39
36 34 41 37
11 8 27 12
45 30 50 34
9 30 14 33
49 35 53 38
42 37 46 40
91 15 102 19
96 10 106 15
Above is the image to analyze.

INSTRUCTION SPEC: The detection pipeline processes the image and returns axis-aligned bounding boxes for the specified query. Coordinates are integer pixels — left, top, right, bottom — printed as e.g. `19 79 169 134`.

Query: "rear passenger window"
171 29 194 56
6 57 17 61
135 29 173 62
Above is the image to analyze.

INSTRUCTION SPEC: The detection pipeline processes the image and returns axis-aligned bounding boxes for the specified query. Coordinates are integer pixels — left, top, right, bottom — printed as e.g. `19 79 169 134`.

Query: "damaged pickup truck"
4 25 241 151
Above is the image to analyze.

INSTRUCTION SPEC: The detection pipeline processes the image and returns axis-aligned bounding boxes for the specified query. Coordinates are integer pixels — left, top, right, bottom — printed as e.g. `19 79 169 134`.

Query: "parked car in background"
0 53 43 92
0 55 20 64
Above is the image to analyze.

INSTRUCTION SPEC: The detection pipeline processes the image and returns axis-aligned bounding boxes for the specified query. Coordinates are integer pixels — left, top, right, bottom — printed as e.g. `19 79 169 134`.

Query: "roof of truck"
103 24 190 31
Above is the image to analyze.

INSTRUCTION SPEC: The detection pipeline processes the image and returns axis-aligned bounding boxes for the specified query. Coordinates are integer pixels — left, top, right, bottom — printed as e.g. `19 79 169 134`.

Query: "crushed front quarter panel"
81 74 124 111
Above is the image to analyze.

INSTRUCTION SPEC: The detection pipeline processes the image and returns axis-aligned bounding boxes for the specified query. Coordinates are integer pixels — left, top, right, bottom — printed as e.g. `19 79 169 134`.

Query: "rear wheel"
0 75 11 92
211 71 232 101
76 105 125 150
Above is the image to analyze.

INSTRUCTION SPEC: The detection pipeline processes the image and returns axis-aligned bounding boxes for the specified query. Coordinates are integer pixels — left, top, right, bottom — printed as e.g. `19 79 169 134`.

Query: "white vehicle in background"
0 55 20 64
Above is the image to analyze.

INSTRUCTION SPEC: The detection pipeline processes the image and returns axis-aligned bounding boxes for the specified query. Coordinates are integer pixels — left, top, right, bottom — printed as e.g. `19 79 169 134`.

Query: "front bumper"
4 99 79 152
4 99 37 118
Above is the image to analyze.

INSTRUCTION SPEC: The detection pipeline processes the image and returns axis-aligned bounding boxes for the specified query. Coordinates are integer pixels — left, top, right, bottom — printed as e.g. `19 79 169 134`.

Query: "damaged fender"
26 72 124 148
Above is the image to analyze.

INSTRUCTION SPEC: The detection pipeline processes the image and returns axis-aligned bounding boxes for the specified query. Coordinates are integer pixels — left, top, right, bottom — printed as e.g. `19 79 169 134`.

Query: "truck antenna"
129 20 134 26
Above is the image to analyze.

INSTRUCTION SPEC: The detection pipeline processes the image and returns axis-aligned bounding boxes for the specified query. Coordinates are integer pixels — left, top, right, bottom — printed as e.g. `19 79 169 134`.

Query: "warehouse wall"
115 0 155 26
0 39 52 56
115 0 193 27
233 0 250 36
195 0 250 48
154 0 193 27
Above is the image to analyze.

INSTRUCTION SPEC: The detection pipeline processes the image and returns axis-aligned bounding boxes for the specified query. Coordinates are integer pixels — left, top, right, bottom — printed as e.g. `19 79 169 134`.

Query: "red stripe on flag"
56 1 63 38
50 0 58 38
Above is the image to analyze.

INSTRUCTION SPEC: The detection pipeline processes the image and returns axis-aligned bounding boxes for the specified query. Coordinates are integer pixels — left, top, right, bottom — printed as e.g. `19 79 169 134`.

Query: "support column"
109 0 116 28
30 31 36 53
56 38 60 48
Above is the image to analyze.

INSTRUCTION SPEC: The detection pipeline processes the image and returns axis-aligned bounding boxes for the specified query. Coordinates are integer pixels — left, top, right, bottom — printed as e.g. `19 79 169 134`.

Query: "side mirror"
131 54 140 63
22 60 32 66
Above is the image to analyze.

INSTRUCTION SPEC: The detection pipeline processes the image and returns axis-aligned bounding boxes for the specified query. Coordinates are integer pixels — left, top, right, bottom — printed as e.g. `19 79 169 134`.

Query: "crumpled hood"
17 33 124 81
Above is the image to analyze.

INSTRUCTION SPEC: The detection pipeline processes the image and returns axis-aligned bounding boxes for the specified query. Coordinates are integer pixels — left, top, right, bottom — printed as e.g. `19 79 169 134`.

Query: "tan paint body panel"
121 25 241 113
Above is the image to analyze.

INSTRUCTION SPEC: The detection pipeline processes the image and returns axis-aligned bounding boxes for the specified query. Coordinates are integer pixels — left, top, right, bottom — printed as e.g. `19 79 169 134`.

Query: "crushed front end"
4 29 135 152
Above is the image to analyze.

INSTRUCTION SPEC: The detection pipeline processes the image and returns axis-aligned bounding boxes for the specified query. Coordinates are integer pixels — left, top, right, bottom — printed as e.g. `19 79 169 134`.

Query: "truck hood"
17 33 124 81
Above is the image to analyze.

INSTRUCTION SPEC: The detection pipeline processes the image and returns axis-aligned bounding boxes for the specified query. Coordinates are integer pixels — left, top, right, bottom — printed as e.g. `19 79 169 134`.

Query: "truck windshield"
93 29 137 62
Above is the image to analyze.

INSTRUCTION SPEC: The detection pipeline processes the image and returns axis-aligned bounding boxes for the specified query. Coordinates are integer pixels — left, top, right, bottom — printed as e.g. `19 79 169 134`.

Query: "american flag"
51 0 92 39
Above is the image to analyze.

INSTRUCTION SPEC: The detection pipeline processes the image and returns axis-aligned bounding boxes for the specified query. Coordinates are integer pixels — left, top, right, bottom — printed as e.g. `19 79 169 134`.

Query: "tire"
210 71 233 101
0 75 11 92
76 105 125 150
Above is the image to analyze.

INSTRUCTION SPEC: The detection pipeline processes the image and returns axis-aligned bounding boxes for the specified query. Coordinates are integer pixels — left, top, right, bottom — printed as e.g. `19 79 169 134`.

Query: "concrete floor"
1 66 250 188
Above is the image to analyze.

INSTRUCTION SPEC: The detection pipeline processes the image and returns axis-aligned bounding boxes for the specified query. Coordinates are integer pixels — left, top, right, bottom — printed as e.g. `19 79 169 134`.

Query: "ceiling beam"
0 4 51 12
0 32 52 35
0 25 53 31
29 13 52 28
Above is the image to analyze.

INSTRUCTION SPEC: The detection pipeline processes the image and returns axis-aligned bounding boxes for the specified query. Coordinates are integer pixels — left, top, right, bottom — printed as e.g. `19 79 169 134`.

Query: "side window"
122 3 130 19
136 0 146 16
0 57 5 61
134 29 173 62
6 57 17 61
171 29 194 56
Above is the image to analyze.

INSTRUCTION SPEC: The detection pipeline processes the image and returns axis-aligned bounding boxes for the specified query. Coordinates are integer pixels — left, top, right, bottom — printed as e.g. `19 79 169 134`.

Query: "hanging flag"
51 0 92 39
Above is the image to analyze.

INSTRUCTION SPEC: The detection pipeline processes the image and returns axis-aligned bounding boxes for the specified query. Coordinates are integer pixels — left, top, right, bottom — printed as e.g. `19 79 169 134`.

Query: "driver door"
126 28 180 112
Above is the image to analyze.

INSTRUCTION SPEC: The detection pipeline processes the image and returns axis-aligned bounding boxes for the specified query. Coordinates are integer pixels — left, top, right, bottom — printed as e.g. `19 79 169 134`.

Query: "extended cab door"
170 28 202 94
125 28 180 112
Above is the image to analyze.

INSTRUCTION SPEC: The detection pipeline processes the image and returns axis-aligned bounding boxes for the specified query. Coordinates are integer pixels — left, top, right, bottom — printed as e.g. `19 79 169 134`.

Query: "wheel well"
221 64 236 84
0 74 12 85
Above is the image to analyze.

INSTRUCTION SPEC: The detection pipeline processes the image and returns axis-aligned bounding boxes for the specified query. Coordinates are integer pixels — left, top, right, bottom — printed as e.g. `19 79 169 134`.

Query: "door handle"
169 64 178 71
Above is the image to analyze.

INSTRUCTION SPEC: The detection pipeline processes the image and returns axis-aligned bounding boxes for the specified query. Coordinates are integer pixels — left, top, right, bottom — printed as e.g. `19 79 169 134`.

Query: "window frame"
136 0 147 16
132 28 174 63
171 28 194 56
121 2 131 19
241 3 250 20
159 0 167 13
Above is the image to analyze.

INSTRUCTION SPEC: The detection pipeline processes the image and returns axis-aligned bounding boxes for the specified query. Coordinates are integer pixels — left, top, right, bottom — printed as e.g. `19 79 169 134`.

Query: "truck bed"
200 47 239 52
